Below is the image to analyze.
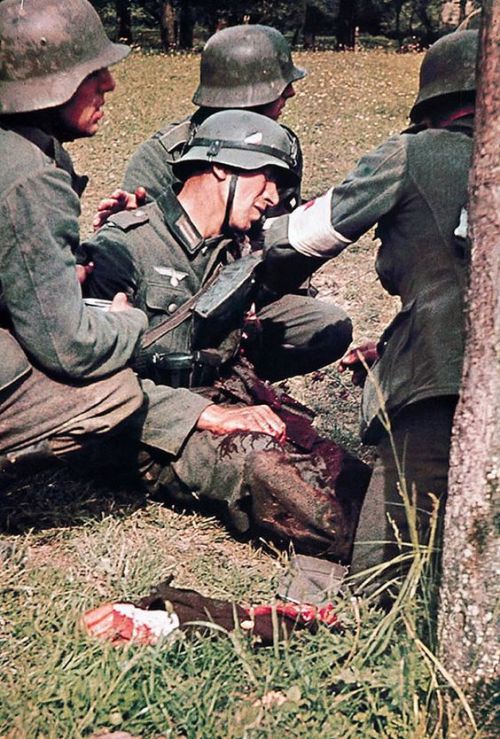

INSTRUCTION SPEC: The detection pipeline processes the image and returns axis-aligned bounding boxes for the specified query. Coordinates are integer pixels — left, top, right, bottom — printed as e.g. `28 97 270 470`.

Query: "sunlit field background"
2 51 484 738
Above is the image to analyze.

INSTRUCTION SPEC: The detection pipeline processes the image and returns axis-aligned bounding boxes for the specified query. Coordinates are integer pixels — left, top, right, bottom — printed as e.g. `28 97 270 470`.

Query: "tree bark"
439 0 500 696
160 0 176 51
116 0 132 42
178 0 194 49
336 0 356 49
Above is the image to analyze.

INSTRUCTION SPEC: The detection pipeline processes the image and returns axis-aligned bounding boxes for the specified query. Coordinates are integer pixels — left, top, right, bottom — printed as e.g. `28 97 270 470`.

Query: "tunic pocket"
361 298 417 444
143 280 193 354
145 280 190 318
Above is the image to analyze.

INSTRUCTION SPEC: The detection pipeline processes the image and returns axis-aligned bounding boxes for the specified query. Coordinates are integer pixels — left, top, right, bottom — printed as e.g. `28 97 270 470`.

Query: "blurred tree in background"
89 0 483 51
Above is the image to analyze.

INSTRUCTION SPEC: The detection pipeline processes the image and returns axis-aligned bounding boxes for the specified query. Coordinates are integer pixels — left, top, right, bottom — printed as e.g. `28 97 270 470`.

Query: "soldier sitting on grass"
82 110 369 560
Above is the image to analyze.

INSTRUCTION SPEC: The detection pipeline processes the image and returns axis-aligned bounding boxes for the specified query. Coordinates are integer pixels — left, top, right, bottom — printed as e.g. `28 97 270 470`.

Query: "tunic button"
134 209 145 218
167 303 177 314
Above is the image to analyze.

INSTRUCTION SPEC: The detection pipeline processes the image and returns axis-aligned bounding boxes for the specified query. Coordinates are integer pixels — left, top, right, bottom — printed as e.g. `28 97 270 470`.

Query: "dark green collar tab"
157 187 204 255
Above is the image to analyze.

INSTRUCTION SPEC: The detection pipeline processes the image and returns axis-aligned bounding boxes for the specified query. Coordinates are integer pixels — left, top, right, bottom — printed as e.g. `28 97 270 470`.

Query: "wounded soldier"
82 109 369 559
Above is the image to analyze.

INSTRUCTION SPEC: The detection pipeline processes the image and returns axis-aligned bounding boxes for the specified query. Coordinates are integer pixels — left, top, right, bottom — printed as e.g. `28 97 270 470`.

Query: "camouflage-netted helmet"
173 110 300 183
410 30 478 121
192 25 306 109
0 0 129 114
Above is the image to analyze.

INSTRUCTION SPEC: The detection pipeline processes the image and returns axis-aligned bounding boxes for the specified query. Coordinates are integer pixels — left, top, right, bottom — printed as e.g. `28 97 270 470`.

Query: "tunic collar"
5 123 88 196
156 186 225 256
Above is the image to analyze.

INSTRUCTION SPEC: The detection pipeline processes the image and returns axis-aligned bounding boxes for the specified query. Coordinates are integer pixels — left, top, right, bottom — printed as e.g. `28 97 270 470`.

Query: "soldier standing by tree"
264 30 479 596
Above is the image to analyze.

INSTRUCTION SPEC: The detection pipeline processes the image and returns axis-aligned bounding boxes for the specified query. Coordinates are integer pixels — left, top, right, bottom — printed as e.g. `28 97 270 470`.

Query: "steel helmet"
0 0 129 114
192 25 306 109
173 110 300 184
410 30 478 121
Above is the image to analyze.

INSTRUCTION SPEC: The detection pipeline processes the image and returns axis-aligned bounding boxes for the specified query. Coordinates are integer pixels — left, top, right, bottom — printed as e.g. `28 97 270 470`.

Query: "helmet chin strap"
221 173 239 235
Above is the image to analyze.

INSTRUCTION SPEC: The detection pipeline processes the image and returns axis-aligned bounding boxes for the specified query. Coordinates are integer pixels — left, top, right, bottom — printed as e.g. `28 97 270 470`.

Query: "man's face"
257 83 296 121
58 68 115 138
229 168 281 232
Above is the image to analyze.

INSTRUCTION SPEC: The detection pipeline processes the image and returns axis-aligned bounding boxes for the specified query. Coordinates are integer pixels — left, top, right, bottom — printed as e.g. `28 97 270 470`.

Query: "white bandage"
288 189 351 257
454 207 468 239
114 603 180 640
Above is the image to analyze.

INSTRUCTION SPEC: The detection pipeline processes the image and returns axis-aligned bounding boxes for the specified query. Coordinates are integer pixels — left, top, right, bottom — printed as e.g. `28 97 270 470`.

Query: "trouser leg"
168 429 282 533
161 428 369 560
250 294 352 381
0 366 146 493
350 397 456 587
0 366 144 457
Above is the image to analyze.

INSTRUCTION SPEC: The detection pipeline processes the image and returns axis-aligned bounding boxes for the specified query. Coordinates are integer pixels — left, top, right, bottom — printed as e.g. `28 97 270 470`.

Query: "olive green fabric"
331 125 472 586
265 118 473 584
249 293 352 382
0 123 212 461
83 187 351 384
349 398 456 593
122 112 303 214
0 124 147 394
265 122 473 438
328 124 473 439
334 123 472 584
84 187 232 361
0 365 143 457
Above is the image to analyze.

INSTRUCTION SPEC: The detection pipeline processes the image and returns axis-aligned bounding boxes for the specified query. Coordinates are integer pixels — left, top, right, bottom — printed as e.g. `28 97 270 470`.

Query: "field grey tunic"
266 119 474 581
84 186 352 383
0 124 210 459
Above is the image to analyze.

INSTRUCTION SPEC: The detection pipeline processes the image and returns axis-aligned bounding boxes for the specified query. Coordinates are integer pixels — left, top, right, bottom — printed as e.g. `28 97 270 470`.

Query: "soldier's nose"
266 181 280 206
97 68 116 93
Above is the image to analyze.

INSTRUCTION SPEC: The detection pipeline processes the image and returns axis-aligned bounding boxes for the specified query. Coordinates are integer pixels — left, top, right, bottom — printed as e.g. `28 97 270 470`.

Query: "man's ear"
212 164 229 182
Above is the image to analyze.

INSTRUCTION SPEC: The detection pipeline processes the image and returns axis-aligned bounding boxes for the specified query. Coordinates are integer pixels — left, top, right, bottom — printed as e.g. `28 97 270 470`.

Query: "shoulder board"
156 119 193 156
109 208 150 231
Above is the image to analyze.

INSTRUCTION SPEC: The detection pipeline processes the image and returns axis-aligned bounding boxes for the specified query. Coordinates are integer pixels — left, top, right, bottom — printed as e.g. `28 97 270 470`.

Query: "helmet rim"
173 110 299 184
0 0 129 114
192 24 306 109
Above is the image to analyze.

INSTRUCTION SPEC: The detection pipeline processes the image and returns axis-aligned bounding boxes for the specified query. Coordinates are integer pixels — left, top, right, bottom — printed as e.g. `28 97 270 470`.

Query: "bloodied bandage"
288 189 351 257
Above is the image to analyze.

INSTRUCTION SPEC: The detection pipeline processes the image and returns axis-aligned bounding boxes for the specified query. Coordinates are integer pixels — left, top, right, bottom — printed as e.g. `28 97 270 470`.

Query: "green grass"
0 520 480 738
0 50 487 737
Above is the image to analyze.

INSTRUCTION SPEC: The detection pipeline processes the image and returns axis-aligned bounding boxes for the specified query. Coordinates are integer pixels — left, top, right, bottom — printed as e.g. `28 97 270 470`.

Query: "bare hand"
75 262 94 285
196 403 286 442
338 341 379 387
109 292 133 312
92 186 147 231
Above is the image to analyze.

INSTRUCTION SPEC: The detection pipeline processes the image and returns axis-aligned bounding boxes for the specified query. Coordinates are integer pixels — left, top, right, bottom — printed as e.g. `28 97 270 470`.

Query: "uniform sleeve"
0 167 148 381
265 135 408 259
330 135 408 242
84 227 139 302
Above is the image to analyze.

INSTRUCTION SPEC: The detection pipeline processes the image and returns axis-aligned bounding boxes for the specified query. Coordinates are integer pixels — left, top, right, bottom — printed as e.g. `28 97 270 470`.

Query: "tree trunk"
178 0 194 49
336 0 356 49
459 0 468 23
438 0 500 698
116 0 132 42
160 1 176 51
303 3 316 50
